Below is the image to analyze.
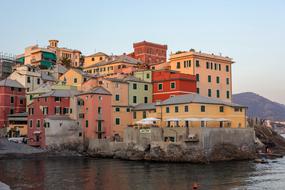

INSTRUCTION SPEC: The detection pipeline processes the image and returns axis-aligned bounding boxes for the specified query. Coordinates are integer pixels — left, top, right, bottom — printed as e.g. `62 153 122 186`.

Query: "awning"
184 118 231 122
141 117 160 122
33 131 41 134
136 120 153 125
164 118 181 122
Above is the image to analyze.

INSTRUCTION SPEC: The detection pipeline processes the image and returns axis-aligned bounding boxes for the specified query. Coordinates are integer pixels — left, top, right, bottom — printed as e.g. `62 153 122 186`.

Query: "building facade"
76 87 112 140
152 70 197 102
83 52 109 68
59 68 93 90
47 40 82 68
0 79 26 129
169 50 233 102
129 41 168 66
17 45 56 69
27 89 78 147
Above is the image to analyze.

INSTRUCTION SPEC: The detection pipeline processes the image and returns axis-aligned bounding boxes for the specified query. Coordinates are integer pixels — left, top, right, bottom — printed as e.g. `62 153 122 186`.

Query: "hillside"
233 92 285 121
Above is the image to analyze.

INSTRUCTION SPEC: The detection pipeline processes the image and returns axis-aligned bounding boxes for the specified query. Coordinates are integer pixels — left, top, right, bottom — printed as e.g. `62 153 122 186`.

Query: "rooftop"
37 89 79 98
160 93 246 107
77 86 112 96
133 103 156 111
0 78 24 88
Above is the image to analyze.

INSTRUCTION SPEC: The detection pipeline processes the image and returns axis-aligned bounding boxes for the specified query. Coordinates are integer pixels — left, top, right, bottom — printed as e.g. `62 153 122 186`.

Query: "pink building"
76 87 112 140
0 79 26 129
27 89 78 147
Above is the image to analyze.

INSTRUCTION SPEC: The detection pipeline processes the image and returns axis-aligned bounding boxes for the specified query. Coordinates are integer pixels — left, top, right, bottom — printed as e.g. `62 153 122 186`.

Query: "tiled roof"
41 72 56 81
84 54 141 69
106 78 128 83
0 78 24 88
53 64 68 74
87 52 109 57
123 75 150 83
72 68 94 78
37 89 79 98
133 103 156 111
77 86 112 96
27 83 52 94
160 93 246 107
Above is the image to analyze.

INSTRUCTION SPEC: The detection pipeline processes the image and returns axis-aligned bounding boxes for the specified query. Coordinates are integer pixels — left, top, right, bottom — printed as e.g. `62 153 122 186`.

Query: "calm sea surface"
1 157 285 190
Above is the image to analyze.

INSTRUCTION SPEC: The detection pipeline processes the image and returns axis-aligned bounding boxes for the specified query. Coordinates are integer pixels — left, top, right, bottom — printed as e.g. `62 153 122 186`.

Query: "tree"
60 57 72 68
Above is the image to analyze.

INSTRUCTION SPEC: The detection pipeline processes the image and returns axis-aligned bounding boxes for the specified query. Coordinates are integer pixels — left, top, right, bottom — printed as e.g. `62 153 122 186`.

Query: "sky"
1 0 285 103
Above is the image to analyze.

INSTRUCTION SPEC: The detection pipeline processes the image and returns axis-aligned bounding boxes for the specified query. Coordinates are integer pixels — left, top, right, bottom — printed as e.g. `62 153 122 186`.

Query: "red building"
27 89 78 147
76 87 112 140
129 41 167 66
152 70 197 102
0 79 26 129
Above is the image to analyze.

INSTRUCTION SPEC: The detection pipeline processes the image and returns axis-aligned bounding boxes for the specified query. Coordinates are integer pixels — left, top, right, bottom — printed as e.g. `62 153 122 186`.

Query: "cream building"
169 50 233 102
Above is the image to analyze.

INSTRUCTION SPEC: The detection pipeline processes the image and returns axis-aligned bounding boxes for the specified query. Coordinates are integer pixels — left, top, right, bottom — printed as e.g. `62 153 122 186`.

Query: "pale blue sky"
1 0 284 103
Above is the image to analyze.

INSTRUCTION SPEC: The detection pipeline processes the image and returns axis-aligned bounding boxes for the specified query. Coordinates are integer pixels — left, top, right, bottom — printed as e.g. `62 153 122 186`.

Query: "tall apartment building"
129 41 167 66
169 50 233 102
16 45 56 69
47 40 82 67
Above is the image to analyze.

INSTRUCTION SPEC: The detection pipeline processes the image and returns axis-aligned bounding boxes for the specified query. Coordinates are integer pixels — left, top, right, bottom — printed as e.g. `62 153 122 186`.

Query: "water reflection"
0 157 283 190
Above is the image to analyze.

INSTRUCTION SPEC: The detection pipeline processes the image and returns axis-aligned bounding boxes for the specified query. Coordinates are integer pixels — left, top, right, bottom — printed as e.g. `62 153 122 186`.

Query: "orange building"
169 50 233 102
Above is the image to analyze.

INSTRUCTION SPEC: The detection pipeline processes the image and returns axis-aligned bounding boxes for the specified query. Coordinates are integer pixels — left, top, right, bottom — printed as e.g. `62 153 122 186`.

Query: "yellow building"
83 54 141 76
48 40 82 68
169 50 233 102
59 68 93 90
83 52 109 68
132 93 247 129
7 113 28 137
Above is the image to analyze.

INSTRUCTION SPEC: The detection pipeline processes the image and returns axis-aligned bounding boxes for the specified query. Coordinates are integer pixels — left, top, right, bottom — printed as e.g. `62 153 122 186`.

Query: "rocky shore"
1 125 285 163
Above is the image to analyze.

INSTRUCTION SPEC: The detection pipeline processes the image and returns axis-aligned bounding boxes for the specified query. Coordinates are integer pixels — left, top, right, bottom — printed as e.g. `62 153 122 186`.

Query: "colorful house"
16 45 56 69
83 54 141 76
0 79 26 129
152 70 196 102
7 112 28 137
75 87 112 140
27 89 78 147
169 50 233 101
83 52 109 68
59 68 94 90
132 93 247 129
123 75 152 106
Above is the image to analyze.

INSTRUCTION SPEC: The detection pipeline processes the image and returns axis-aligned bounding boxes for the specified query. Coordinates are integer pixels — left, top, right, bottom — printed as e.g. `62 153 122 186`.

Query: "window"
196 60 200 67
45 97 47 102
36 120 40 128
10 96 14 104
158 83 163 91
63 107 69 114
166 107 170 113
115 107 120 112
208 89 212 97
226 78 230 85
133 96 137 104
91 57 95 61
43 107 48 115
98 96 102 101
219 106 224 112
208 75 211 83
37 78 40 85
55 97 61 102
201 105 206 112
27 77 31 83
20 98 24 105
98 107 102 114
184 105 189 112
176 62 180 69
216 90 220 98
133 83 137 89
74 78 77 83
115 118 120 125
197 88 200 94
170 82 176 89
11 87 14 91
86 120 89 128
211 62 213 69
70 108 73 114
175 106 179 113
146 73 150 79
55 107 61 115
144 84 148 91
144 97 148 103
216 76 220 84
206 62 210 69
143 111 147 119
10 109 14 114
234 107 240 112
29 120 33 128
219 64 221 71
18 88 21 92
196 74 200 82
227 91 230 99
115 94 120 101
126 108 130 112
133 112 137 119
226 65 230 72
214 63 217 70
